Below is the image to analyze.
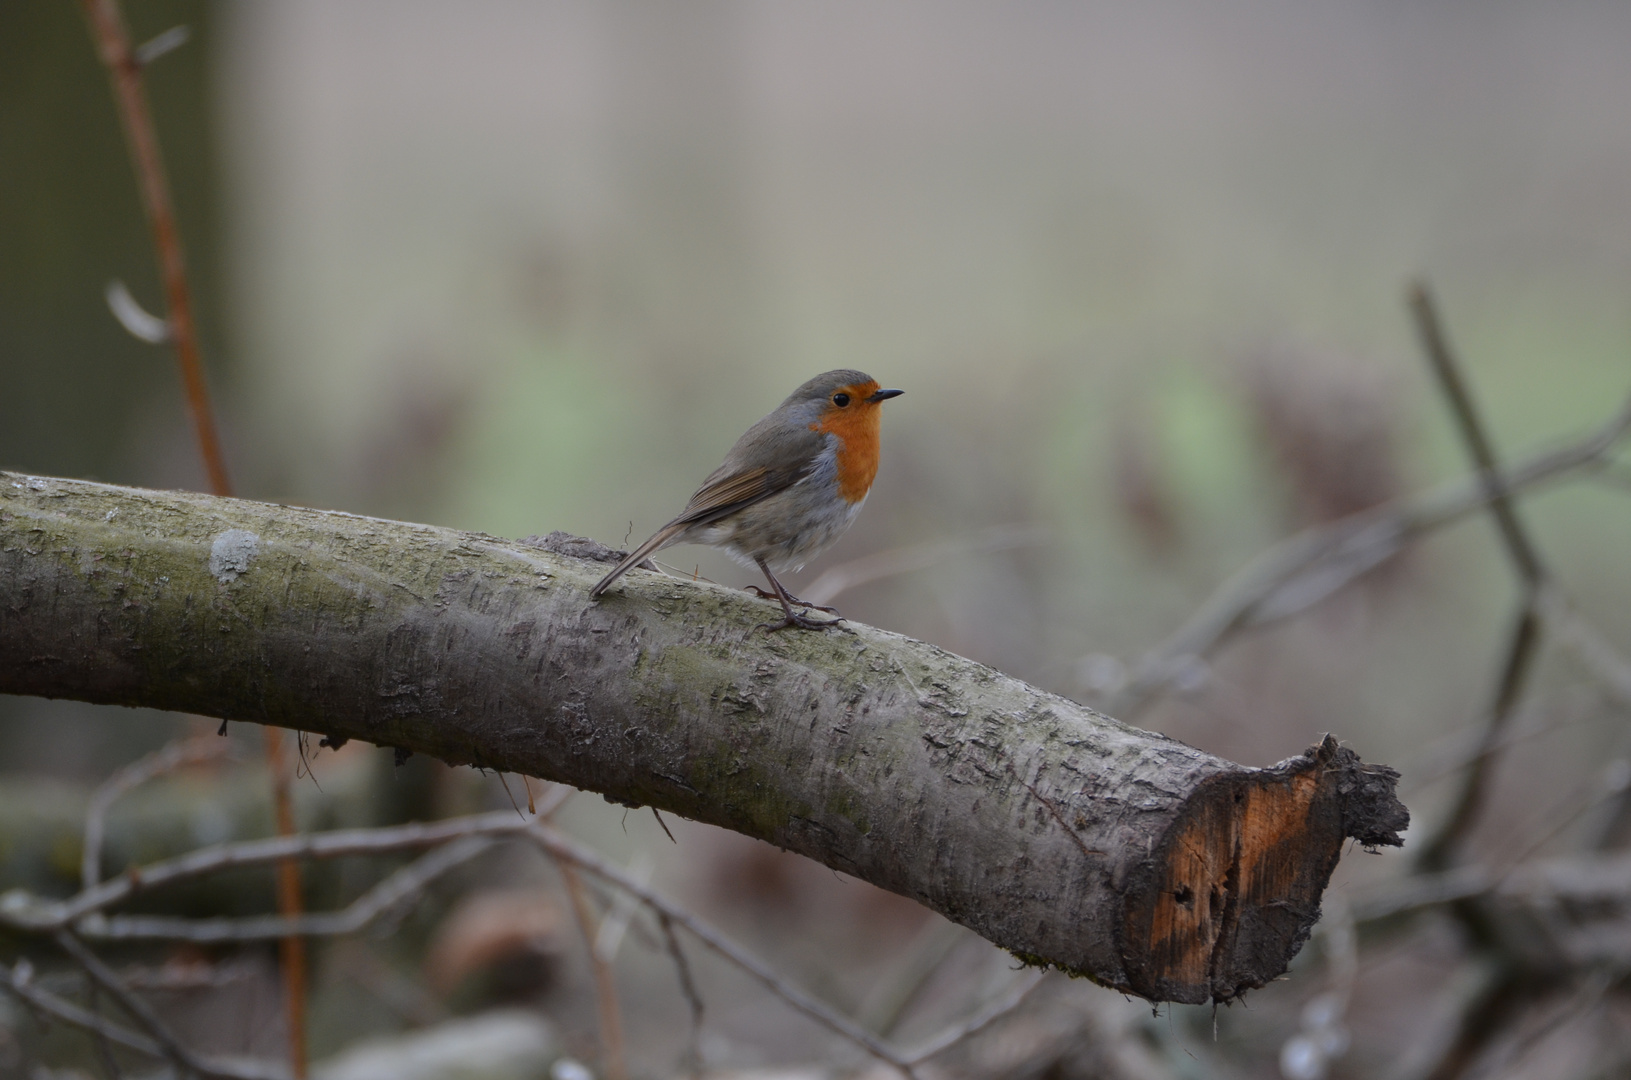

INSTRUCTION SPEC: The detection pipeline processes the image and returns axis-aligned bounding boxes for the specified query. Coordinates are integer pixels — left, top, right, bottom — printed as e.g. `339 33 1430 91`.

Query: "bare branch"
0 472 1405 1000
1408 282 1546 588
260 728 308 1077
54 929 286 1080
657 912 706 1076
78 0 230 495
900 970 1048 1066
84 736 230 890
524 822 916 1074
1407 283 1551 873
78 835 501 943
558 861 628 1080
4 811 534 932
2 960 167 1062
1108 391 1631 716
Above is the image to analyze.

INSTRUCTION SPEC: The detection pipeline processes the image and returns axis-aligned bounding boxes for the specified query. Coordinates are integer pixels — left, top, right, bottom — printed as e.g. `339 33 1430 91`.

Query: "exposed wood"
0 471 1407 1003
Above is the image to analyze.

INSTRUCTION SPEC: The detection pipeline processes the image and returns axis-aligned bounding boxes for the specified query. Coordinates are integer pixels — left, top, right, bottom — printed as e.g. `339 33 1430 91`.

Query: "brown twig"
78 2 309 1070
78 0 231 497
261 730 308 1077
558 861 628 1080
1416 608 1544 874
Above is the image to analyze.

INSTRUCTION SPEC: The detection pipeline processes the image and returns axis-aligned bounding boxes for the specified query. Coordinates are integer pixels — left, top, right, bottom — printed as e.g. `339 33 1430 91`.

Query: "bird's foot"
757 611 846 633
744 585 840 614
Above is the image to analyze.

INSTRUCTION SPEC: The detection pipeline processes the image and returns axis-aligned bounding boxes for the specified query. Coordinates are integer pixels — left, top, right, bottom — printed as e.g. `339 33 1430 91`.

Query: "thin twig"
4 811 536 932
2 961 166 1062
1408 283 1552 873
79 1 310 1065
558 862 628 1080
86 982 126 1080
53 929 193 1078
78 0 230 496
859 919 968 1039
1107 391 1631 716
657 912 706 1077
900 970 1047 1066
79 835 500 943
261 730 308 1078
522 823 917 1076
83 736 230 890
1536 585 1631 708
54 929 286 1080
1415 606 1543 873
1408 282 1545 588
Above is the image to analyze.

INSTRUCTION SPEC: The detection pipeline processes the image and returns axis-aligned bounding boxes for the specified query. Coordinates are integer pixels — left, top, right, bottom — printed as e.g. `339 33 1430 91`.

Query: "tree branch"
0 471 1406 1004
1107 391 1631 717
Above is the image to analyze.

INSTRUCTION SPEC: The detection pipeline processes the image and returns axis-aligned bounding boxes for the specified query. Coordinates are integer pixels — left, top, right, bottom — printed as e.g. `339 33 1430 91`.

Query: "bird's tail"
589 522 688 598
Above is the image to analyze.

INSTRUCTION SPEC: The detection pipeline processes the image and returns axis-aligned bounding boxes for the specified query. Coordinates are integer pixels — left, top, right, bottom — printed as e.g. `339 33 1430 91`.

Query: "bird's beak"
866 388 904 403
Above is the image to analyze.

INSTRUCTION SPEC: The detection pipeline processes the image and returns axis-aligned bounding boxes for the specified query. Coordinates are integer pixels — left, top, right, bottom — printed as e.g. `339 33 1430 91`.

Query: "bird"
590 370 904 631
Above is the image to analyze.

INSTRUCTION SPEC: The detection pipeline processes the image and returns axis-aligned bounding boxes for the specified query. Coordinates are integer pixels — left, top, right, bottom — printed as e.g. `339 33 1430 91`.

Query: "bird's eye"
832 393 851 407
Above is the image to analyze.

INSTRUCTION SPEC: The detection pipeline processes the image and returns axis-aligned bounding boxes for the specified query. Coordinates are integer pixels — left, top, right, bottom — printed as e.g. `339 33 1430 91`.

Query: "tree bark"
0 472 1407 1004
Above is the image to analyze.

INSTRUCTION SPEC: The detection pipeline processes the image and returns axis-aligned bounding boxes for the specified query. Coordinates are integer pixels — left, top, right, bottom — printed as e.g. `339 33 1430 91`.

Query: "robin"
590 370 904 631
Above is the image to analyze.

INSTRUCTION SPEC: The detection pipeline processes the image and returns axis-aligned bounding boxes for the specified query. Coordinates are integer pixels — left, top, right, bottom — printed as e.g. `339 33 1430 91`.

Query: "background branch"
1106 392 1630 716
1408 282 1551 873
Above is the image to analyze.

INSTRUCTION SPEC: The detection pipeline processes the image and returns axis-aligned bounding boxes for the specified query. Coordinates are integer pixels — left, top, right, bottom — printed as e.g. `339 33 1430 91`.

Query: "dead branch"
3 960 168 1065
899 969 1048 1066
52 929 285 1080
1107 389 1631 717
77 835 500 943
83 736 230 891
0 470 1404 1003
558 861 628 1080
77 0 229 495
522 822 917 1073
1407 283 1550 873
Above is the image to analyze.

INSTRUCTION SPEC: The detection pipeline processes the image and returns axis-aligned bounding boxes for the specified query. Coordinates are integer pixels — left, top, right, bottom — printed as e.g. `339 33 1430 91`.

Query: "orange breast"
810 380 883 504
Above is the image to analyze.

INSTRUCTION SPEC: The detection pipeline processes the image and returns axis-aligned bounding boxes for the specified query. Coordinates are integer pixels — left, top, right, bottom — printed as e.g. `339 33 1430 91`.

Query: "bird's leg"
742 584 839 614
751 558 844 632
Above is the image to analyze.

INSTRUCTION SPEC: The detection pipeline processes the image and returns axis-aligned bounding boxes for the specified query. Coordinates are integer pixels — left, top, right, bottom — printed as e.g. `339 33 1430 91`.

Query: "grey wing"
669 415 827 528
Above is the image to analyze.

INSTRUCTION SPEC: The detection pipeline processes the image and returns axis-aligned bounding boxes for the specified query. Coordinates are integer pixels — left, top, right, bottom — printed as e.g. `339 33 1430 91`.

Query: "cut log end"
1121 734 1407 1004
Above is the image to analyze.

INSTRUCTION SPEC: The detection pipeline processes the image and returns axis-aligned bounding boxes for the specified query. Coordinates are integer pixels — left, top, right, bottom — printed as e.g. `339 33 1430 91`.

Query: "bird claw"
757 612 846 633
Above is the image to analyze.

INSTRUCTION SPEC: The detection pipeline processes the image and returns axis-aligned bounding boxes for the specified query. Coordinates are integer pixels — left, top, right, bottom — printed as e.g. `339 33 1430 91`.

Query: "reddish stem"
79 0 232 498
79 3 305 1074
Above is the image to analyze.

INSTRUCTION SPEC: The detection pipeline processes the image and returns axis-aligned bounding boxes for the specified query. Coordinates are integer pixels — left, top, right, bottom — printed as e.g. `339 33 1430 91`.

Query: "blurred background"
4 2 1631 1078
